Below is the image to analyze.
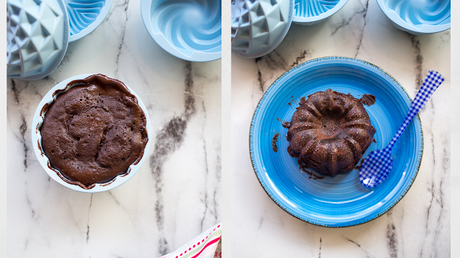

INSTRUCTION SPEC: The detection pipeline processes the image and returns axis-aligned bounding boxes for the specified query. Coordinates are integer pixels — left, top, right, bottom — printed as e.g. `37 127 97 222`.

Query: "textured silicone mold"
231 0 294 58
377 0 450 35
7 0 69 80
293 0 348 25
141 0 221 62
64 0 113 42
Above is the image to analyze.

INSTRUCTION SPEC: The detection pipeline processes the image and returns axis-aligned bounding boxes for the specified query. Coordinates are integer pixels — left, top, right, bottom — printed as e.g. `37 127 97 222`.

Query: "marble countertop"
6 0 221 257
5 0 455 257
231 0 451 257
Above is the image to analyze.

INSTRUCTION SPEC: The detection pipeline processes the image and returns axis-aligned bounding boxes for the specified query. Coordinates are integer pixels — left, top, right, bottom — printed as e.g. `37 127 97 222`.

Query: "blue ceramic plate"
250 57 423 227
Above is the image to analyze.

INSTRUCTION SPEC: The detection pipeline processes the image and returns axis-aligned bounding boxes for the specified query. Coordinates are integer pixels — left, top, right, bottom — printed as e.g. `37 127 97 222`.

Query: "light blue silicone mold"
7 0 69 80
141 0 221 62
231 0 294 58
377 0 450 35
293 0 348 25
64 0 113 42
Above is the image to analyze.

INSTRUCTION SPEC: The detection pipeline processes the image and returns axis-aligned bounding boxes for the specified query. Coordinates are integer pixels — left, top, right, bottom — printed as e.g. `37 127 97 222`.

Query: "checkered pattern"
360 70 444 188
359 149 393 188
388 70 444 148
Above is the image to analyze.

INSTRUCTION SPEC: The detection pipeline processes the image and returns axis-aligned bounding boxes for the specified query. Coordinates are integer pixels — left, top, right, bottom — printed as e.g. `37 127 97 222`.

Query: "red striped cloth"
160 223 222 258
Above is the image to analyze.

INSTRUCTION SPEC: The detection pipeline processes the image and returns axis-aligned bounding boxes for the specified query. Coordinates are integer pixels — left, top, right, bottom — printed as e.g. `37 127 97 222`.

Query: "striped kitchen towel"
160 223 222 258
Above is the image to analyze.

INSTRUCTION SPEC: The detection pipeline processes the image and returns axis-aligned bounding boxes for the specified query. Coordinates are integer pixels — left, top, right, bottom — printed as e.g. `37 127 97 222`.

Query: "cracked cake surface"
40 74 148 189
287 89 376 177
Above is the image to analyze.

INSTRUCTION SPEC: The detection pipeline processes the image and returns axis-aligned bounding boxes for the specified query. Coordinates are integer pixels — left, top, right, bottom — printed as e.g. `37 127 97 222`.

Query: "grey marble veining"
150 62 201 255
6 0 221 257
231 0 450 257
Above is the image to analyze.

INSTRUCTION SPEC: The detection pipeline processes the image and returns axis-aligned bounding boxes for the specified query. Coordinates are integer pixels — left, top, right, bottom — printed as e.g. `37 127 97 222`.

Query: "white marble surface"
231 0 451 257
7 0 221 257
452 4 460 258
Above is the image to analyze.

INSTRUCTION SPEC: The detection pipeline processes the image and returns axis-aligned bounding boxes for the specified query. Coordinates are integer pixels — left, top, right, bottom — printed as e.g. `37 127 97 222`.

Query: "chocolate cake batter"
360 94 376 106
272 133 279 152
40 74 148 189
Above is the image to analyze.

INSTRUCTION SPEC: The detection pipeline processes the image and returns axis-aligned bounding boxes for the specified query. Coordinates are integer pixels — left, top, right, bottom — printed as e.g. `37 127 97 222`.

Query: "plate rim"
249 56 424 227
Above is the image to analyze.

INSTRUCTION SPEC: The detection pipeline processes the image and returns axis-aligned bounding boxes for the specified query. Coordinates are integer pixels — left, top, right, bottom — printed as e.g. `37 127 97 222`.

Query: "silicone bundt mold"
64 0 113 41
377 0 450 35
293 0 348 25
231 0 294 58
141 0 221 62
7 0 69 80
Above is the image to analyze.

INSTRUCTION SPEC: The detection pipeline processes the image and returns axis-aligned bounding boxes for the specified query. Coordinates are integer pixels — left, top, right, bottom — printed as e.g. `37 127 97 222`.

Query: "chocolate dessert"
272 133 279 152
40 74 148 189
360 94 376 106
287 89 376 177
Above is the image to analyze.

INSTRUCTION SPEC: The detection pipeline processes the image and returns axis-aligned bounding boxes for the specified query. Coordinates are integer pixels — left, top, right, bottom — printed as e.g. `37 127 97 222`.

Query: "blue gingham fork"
359 70 444 188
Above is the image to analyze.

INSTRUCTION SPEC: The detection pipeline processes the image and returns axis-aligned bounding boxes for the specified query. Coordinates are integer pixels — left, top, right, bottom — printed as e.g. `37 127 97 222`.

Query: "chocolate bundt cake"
287 89 376 177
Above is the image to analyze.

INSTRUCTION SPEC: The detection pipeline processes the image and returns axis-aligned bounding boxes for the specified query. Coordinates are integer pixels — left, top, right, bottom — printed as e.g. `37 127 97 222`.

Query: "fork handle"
386 70 444 151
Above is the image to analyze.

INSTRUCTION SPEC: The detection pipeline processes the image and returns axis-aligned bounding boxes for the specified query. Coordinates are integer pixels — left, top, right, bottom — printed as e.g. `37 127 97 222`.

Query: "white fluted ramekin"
31 74 151 193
